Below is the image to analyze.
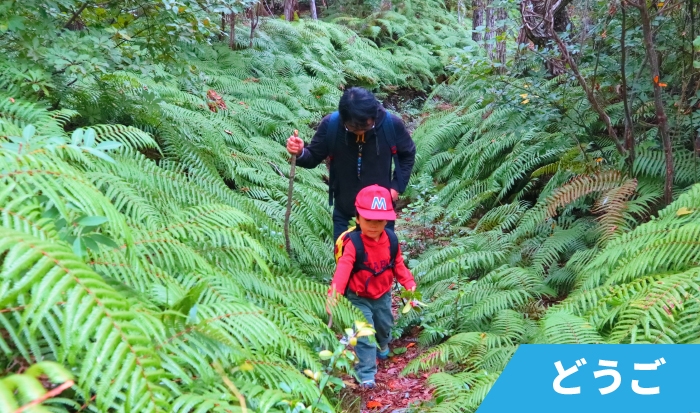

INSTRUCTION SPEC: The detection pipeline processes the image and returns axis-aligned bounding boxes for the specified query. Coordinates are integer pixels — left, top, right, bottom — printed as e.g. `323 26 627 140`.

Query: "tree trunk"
691 0 700 176
249 6 259 48
284 0 294 21
633 0 673 204
620 3 635 166
310 0 318 18
495 6 507 73
229 12 236 50
220 12 225 41
517 0 574 76
484 2 496 59
472 0 485 43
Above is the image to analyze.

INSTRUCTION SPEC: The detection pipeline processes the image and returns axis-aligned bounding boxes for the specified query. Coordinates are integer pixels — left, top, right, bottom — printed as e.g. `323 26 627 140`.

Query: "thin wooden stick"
212 363 247 413
284 130 299 258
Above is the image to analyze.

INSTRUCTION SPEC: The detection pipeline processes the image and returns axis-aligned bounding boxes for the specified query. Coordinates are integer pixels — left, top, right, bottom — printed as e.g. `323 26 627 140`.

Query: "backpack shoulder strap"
327 111 341 155
381 111 404 193
347 230 366 274
326 111 342 206
384 228 399 265
382 110 396 146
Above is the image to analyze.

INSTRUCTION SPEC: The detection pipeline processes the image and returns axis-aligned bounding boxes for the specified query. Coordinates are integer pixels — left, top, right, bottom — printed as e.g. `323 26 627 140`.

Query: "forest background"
1 0 700 412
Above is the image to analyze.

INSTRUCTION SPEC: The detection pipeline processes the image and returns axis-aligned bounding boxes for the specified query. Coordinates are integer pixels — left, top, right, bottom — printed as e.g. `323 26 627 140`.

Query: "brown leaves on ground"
206 89 227 112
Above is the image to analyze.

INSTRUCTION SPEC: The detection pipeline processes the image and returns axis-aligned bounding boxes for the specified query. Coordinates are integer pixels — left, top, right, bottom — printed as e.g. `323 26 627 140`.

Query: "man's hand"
409 286 416 292
390 188 399 202
286 134 304 156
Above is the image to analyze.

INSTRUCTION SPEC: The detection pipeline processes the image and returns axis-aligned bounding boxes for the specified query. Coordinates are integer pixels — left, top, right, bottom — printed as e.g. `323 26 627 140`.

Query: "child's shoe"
360 380 376 389
377 345 390 360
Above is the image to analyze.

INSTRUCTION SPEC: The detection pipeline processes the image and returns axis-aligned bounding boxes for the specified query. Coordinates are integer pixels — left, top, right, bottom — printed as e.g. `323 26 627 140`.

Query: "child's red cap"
355 185 396 220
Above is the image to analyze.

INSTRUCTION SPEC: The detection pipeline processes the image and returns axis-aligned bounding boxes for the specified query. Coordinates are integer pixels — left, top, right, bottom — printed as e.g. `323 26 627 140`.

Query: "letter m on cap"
371 196 387 210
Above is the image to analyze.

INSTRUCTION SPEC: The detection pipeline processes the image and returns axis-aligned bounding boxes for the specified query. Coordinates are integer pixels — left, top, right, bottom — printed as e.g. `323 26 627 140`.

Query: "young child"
327 184 416 389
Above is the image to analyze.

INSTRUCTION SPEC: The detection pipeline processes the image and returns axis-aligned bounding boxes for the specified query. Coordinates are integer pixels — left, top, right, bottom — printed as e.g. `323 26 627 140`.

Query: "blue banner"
477 344 700 413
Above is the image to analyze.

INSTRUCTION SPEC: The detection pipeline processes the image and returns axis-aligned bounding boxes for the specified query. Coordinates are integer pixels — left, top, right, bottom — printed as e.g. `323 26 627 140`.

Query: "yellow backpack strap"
334 226 356 263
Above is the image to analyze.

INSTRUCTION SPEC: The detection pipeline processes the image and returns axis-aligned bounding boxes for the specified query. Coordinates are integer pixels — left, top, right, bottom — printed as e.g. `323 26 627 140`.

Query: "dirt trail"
340 295 434 413
339 96 437 412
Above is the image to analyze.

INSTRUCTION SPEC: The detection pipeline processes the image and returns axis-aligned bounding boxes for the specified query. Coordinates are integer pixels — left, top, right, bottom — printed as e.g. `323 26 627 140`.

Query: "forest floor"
338 294 436 413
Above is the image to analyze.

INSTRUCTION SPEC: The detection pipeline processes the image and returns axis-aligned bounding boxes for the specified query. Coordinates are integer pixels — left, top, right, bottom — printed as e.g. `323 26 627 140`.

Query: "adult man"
286 87 416 242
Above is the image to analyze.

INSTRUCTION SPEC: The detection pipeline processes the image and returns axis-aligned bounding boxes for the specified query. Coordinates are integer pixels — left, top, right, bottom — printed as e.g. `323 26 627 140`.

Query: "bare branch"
64 2 90 29
550 29 628 157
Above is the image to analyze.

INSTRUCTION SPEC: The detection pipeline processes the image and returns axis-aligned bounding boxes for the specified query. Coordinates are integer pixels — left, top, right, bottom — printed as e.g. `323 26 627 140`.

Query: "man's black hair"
338 87 379 128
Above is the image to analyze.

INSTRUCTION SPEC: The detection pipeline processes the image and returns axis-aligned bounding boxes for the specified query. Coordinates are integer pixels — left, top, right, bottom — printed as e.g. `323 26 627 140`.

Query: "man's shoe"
377 346 390 360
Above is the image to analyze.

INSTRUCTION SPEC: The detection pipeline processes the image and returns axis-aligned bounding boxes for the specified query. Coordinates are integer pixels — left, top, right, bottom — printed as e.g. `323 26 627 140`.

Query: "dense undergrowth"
2 0 700 412
0 1 471 412
390 3 700 410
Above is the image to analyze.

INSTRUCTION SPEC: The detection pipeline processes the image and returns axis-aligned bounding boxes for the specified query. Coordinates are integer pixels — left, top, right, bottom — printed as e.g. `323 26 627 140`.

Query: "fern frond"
0 227 170 412
401 332 482 375
545 170 629 218
534 310 603 344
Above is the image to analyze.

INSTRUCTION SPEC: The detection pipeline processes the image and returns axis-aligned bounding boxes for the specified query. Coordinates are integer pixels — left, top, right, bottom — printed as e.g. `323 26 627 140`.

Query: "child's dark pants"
345 290 394 383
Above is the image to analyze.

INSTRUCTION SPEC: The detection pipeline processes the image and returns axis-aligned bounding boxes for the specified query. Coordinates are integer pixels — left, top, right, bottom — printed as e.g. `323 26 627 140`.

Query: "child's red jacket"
330 231 416 299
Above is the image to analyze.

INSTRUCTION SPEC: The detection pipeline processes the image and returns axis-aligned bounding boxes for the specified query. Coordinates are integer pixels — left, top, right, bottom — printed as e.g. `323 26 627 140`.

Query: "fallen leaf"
521 99 529 104
366 401 382 409
677 207 694 216
393 347 407 355
406 343 415 348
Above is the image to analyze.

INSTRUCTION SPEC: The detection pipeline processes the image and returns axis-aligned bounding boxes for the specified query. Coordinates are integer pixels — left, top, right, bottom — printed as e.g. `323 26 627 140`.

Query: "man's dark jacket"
296 105 416 217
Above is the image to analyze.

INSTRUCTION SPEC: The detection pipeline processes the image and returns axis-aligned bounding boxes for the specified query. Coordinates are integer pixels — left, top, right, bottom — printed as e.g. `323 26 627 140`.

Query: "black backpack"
334 226 399 291
325 110 403 207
